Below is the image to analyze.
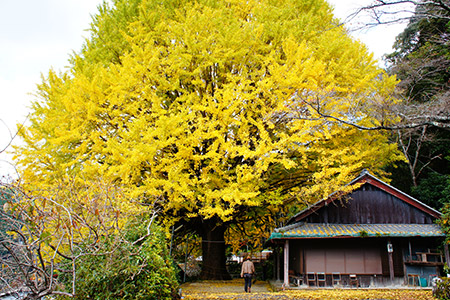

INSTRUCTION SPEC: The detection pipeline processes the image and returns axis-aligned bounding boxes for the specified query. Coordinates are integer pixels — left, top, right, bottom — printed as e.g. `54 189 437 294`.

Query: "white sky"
0 0 410 178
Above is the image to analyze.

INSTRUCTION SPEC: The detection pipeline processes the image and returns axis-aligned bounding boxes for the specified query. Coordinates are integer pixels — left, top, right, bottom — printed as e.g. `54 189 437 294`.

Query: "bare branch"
0 114 29 154
343 0 450 34
0 179 158 299
292 91 450 131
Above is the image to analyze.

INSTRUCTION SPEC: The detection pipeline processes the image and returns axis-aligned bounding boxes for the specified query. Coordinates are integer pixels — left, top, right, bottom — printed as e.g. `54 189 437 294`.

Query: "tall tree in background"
344 1 450 129
15 0 401 279
384 0 450 208
331 0 450 209
387 0 450 104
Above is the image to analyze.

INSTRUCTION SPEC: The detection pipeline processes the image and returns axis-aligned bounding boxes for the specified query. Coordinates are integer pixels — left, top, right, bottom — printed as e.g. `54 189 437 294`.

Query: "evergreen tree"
386 0 450 208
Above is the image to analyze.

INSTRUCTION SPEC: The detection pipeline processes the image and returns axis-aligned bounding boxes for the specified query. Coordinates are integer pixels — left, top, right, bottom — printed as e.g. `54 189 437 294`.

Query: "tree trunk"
199 218 231 280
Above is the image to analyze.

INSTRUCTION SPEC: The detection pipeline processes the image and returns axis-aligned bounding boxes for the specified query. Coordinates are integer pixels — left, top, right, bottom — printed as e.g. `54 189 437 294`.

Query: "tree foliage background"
380 0 450 210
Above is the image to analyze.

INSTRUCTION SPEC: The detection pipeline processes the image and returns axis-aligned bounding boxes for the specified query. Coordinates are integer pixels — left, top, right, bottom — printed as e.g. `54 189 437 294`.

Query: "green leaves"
70 215 179 300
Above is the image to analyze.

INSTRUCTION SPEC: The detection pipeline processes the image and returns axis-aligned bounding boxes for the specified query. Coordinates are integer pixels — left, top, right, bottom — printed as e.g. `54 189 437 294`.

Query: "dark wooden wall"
290 238 404 276
304 183 435 224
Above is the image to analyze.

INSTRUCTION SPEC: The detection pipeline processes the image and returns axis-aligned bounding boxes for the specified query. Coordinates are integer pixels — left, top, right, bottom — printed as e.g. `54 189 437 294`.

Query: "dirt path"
180 279 278 299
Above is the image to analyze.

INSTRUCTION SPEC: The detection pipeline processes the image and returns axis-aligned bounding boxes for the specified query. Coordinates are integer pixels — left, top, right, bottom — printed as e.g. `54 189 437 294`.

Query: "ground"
180 279 435 300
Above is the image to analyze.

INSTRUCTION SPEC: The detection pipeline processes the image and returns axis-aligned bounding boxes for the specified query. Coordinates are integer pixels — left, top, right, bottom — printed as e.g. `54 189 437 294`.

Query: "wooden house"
268 170 448 288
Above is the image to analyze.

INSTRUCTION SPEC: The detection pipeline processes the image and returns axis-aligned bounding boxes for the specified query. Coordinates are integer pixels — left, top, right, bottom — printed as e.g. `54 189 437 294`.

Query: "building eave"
268 223 445 242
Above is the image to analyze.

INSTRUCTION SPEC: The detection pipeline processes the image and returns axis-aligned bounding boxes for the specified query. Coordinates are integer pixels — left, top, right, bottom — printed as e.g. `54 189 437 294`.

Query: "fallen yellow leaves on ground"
283 289 434 300
181 280 435 300
183 290 434 300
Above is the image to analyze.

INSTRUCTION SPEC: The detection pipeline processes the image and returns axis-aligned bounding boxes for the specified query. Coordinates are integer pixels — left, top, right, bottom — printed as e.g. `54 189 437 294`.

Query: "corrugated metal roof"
269 223 445 240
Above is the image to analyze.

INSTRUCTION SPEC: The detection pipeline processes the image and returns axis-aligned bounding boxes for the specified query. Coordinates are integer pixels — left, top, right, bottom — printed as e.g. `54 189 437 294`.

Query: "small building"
230 250 273 263
268 170 448 288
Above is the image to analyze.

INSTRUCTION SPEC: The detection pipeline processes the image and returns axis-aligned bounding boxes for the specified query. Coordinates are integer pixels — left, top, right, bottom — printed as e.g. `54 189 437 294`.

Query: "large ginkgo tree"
16 0 402 279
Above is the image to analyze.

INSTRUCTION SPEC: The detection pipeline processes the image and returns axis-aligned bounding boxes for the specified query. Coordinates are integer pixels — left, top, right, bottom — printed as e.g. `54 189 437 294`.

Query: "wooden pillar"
408 240 412 258
445 243 450 273
275 247 280 281
284 240 289 287
387 239 394 283
404 239 412 283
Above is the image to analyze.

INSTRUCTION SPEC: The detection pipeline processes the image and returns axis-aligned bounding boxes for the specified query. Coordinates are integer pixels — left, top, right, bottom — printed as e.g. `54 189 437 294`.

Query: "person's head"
246 256 251 261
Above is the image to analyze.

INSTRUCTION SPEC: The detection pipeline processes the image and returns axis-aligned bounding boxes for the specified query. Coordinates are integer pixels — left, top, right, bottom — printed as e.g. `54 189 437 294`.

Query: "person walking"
240 256 255 293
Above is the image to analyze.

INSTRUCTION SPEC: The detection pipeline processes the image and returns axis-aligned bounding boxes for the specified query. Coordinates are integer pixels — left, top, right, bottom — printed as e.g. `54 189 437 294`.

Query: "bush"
59 215 179 300
433 277 450 300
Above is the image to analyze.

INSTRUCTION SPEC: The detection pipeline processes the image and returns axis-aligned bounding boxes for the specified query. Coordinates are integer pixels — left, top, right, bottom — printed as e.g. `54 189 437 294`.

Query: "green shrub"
433 277 450 300
60 215 179 300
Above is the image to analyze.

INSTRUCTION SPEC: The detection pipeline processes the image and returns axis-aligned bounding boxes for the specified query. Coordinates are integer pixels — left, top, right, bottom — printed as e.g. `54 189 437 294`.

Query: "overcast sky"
0 0 409 178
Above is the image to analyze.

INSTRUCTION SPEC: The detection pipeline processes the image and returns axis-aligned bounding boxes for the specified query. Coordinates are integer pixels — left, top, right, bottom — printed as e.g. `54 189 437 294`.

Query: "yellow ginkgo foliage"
15 0 402 279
